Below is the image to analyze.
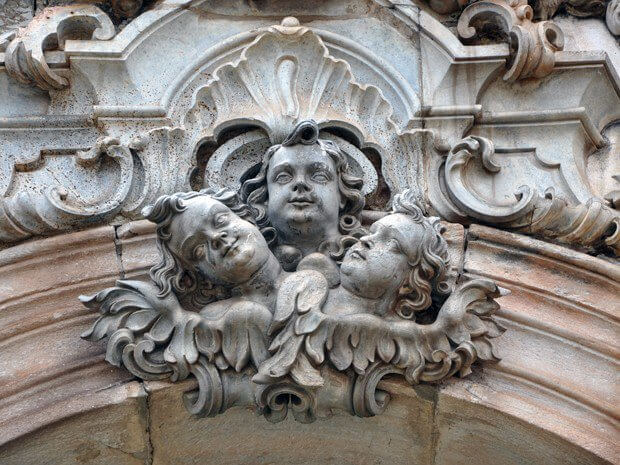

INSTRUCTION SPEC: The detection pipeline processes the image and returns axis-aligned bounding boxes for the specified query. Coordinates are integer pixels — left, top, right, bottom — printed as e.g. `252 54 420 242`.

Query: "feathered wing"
195 300 272 373
254 270 329 387
256 277 507 388
81 281 272 382
81 280 183 379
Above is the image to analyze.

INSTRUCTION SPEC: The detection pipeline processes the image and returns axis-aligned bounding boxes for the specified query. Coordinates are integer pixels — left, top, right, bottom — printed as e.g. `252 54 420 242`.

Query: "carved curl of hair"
240 120 366 244
142 188 254 309
391 190 450 320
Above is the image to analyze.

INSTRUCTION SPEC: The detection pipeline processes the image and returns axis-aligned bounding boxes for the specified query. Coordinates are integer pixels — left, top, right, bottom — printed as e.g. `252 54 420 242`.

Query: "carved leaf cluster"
256 273 506 388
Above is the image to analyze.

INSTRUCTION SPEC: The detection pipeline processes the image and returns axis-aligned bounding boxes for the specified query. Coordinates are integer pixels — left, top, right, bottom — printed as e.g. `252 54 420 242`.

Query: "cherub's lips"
289 197 314 207
222 238 239 257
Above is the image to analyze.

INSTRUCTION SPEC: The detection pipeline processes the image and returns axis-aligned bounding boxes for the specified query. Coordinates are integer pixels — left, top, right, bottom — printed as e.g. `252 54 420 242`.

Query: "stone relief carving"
0 12 615 260
423 0 609 22
457 0 564 82
1 5 115 90
0 137 135 243
607 0 620 35
81 122 507 421
529 0 607 19
443 136 620 255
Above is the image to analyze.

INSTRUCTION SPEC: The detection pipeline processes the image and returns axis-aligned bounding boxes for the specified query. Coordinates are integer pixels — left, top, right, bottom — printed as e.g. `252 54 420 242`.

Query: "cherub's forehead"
374 214 423 242
185 197 227 218
269 144 334 169
168 197 228 252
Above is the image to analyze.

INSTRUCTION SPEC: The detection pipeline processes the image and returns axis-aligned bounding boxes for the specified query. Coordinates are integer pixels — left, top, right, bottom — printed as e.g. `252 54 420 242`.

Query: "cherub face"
169 197 270 284
340 214 422 300
265 143 341 241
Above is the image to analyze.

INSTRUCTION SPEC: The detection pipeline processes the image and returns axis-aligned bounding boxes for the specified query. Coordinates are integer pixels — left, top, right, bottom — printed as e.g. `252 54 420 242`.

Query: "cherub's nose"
292 177 311 192
210 230 231 249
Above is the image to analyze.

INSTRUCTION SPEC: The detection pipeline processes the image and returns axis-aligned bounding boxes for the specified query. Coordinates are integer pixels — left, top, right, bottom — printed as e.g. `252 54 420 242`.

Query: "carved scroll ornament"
457 0 564 82
443 136 620 256
0 137 135 243
1 5 115 91
81 123 507 422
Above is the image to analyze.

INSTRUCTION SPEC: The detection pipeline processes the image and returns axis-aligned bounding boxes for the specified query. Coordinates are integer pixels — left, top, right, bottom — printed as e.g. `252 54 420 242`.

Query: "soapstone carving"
240 120 366 271
443 136 620 255
81 125 507 422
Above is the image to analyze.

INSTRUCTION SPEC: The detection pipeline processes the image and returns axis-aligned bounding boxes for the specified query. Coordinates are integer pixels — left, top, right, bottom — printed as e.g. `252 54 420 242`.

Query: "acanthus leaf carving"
457 0 564 82
80 154 508 422
2 5 115 91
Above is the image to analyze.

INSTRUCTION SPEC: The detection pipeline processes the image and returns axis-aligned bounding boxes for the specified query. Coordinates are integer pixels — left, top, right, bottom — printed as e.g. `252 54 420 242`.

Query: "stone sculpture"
81 121 507 422
240 120 366 270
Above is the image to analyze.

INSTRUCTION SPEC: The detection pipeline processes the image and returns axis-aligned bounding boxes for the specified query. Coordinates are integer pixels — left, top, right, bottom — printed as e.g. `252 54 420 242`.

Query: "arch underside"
0 222 616 464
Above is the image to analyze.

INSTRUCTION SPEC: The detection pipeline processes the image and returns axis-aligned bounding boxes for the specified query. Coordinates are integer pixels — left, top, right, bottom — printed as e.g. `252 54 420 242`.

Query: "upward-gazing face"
340 214 422 300
168 197 270 285
266 143 341 243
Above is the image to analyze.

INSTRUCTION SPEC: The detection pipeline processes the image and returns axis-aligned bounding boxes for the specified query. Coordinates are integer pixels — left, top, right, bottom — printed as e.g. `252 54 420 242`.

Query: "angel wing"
81 280 272 382
253 270 329 387
256 277 506 388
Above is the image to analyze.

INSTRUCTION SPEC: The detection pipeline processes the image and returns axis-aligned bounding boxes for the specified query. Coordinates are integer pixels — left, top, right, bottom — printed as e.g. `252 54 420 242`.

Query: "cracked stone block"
0 382 150 465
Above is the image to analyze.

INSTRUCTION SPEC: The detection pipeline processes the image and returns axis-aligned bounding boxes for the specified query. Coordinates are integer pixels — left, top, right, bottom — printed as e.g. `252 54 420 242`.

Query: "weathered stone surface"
435 378 613 465
145 379 436 465
0 382 149 465
0 218 617 462
0 226 132 443
0 0 33 33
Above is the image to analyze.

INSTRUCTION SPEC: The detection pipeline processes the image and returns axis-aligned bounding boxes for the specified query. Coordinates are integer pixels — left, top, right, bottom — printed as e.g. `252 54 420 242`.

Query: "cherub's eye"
388 239 401 253
214 213 229 227
194 244 206 259
274 172 292 184
311 172 329 183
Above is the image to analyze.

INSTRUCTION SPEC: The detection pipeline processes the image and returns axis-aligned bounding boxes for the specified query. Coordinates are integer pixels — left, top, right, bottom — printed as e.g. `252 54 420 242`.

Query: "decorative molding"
183 17 400 145
0 137 134 244
457 0 564 82
443 136 620 255
529 0 607 20
1 5 115 91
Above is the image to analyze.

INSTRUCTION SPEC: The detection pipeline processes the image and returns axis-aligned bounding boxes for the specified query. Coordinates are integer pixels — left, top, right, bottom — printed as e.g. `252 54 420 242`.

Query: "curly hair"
141 188 254 310
240 120 366 252
390 190 450 320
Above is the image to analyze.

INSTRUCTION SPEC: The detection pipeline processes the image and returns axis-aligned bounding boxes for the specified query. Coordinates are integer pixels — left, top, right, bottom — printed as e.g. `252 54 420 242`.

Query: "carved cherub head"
340 190 450 319
240 120 365 264
143 189 271 303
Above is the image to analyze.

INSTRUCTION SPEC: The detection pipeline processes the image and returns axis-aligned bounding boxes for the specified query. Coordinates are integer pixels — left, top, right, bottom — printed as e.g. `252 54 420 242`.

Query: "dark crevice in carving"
190 141 218 192
362 146 391 212
141 381 154 465
113 224 125 279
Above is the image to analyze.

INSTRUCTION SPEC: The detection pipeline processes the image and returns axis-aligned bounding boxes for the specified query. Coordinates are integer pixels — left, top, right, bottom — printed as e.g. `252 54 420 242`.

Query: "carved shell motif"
183 17 398 146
